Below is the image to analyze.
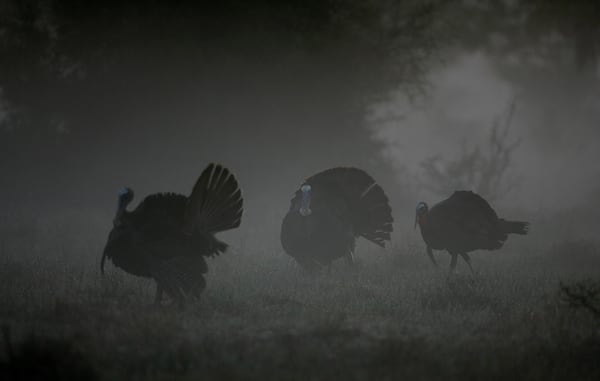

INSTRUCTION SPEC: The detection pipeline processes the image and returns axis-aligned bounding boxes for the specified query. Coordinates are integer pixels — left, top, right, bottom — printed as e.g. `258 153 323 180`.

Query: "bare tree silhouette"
419 101 520 201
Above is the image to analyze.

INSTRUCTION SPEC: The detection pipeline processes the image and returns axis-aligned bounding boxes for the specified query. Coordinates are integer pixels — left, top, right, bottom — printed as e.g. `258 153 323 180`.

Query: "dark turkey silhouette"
101 163 243 304
281 167 393 271
415 190 529 272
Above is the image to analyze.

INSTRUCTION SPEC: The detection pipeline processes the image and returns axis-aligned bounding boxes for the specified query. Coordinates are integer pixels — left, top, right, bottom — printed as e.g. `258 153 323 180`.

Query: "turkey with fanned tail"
280 167 394 271
101 163 243 305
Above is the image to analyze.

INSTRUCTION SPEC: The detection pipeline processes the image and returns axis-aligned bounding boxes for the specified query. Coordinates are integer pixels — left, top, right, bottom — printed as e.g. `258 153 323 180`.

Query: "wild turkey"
101 163 243 304
415 191 529 272
280 167 393 271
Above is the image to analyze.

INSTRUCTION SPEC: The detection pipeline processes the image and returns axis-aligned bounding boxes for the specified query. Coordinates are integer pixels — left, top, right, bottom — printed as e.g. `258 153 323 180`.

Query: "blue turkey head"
415 201 428 229
114 187 134 226
299 184 312 217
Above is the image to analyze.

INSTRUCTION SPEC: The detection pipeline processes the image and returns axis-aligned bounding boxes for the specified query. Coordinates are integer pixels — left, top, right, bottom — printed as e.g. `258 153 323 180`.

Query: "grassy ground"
1 234 600 380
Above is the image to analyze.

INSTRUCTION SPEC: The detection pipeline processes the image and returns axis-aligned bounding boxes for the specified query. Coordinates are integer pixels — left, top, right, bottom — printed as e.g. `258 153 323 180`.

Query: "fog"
3 45 599 248
1 0 599 308
369 51 600 210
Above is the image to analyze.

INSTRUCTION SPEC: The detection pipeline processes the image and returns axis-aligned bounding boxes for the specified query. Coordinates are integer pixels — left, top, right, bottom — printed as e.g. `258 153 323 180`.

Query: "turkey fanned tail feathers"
305 167 393 247
184 163 243 235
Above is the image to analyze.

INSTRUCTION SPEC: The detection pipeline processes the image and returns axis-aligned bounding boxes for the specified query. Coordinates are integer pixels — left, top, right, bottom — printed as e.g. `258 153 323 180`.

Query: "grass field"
1 225 600 380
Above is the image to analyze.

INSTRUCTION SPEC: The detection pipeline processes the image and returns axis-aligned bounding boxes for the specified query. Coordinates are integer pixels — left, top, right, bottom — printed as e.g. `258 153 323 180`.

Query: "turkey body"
102 163 243 304
104 194 209 278
281 188 355 269
281 167 393 271
416 191 529 272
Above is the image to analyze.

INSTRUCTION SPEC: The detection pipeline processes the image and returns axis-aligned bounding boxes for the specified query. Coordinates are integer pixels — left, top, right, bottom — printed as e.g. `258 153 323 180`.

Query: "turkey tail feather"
500 219 529 235
184 163 243 234
305 167 394 247
357 182 394 247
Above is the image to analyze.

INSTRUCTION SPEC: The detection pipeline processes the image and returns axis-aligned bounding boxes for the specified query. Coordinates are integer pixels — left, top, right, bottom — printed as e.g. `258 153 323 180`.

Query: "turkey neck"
115 197 129 223
418 214 428 229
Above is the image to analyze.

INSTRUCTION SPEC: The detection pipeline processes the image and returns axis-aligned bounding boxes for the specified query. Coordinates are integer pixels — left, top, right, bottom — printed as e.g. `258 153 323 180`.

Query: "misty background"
1 0 599 257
